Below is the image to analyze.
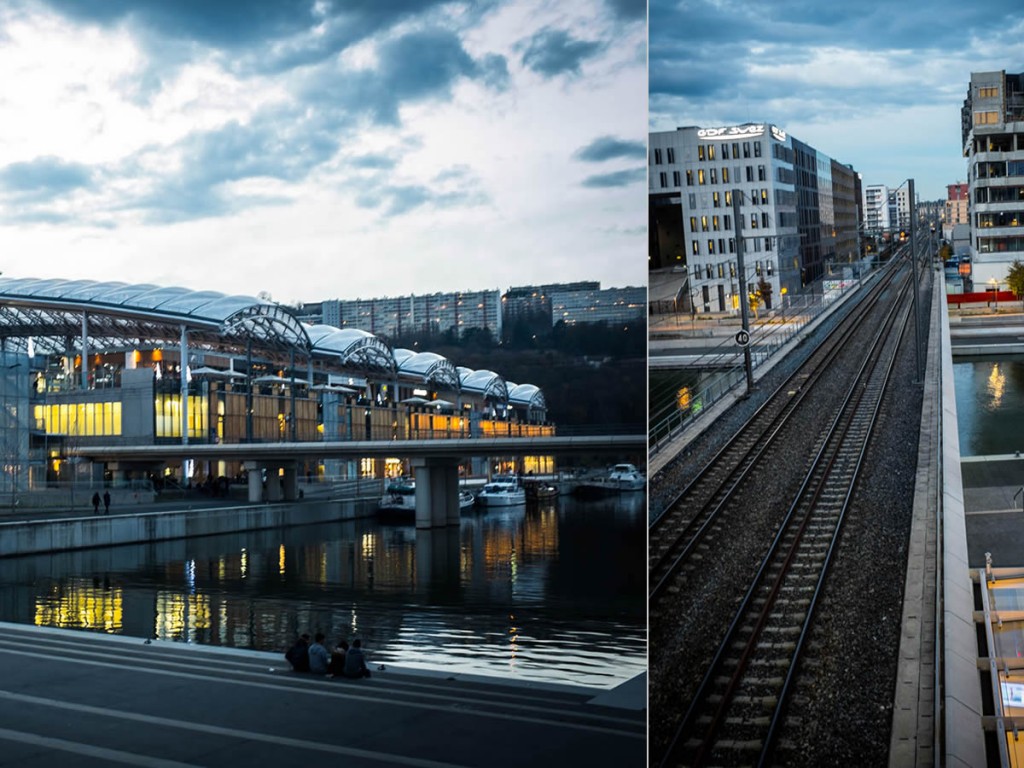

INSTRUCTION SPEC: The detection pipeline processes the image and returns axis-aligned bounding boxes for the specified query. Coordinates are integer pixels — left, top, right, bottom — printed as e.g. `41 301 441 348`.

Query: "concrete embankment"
0 498 373 557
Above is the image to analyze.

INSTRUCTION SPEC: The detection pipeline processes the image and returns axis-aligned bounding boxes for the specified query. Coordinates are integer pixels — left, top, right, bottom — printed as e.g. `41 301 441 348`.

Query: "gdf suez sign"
735 330 750 347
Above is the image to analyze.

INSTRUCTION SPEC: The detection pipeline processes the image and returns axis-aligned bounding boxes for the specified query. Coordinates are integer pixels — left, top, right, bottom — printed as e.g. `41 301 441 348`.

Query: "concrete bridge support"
244 462 263 503
244 461 299 503
412 457 460 529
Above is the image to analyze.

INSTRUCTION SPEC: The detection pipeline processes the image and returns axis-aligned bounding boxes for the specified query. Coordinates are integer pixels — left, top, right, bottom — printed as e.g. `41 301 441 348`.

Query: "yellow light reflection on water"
988 363 1006 408
34 580 123 633
154 591 211 642
241 548 249 579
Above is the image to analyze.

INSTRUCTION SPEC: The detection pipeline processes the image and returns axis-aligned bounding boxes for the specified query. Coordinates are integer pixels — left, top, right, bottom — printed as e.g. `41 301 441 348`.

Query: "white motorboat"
607 463 646 491
475 476 526 507
573 464 646 498
379 478 476 515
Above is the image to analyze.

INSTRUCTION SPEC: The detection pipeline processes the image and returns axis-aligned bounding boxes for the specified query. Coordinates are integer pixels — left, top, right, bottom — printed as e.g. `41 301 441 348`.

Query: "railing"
649 274 872 454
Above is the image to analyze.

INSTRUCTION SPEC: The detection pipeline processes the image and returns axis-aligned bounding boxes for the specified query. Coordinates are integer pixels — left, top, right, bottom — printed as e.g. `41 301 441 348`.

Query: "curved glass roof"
459 368 508 400
509 383 545 409
0 276 542 407
394 350 460 391
303 324 395 373
0 276 309 354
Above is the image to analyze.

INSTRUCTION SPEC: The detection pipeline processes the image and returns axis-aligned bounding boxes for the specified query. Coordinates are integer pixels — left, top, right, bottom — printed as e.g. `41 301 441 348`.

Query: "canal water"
954 355 1024 457
0 493 645 690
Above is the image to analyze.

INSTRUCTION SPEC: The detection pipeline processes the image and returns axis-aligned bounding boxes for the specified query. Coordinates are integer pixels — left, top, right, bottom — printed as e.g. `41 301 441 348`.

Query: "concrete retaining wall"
0 500 365 557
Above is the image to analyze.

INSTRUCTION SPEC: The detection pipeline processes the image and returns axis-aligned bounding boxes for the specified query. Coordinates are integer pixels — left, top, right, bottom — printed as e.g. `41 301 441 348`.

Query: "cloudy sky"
650 0 1024 202
0 0 646 305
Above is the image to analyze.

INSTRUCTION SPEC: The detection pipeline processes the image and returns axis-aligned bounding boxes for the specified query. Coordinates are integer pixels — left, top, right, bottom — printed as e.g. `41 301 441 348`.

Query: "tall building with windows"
863 184 891 234
945 182 969 239
962 70 1024 285
648 122 857 315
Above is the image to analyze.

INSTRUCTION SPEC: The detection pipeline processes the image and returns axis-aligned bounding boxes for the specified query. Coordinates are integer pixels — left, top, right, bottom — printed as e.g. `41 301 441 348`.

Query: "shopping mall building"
0 277 551 497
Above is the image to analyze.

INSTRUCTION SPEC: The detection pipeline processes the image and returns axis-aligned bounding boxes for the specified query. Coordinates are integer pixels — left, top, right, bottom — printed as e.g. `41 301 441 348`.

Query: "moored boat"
573 464 646 499
379 477 476 516
475 476 526 506
523 478 559 503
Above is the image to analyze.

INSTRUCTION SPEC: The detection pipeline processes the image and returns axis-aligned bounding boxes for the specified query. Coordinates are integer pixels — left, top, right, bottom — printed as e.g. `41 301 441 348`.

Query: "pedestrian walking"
91 492 100 515
103 491 111 515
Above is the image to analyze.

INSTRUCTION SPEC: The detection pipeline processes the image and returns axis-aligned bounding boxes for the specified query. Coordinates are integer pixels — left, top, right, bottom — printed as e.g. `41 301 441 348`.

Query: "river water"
0 493 646 690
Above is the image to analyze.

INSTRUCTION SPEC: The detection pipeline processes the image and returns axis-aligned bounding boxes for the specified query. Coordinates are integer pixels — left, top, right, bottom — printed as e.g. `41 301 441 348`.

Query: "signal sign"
735 329 750 347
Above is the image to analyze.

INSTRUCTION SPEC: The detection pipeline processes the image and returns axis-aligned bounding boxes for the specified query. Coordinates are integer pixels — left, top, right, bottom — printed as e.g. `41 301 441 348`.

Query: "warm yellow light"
677 387 690 410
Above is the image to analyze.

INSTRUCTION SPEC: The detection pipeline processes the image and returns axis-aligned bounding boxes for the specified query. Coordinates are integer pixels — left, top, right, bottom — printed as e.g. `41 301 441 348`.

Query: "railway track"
650 258 918 767
649 260 902 599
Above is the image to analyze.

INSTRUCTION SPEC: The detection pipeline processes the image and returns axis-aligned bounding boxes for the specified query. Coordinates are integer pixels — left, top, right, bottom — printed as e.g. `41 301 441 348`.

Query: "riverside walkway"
0 621 645 767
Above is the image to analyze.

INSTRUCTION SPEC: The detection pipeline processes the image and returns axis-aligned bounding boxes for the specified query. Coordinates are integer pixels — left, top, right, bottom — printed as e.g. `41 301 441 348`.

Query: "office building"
649 122 859 314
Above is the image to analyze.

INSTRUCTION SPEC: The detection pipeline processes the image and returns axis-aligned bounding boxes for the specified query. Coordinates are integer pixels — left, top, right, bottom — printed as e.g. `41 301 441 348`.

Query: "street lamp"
990 278 1000 312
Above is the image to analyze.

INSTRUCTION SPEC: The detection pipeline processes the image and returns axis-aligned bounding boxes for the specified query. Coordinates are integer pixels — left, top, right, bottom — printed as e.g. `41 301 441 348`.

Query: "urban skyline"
0 0 646 305
649 0 1024 200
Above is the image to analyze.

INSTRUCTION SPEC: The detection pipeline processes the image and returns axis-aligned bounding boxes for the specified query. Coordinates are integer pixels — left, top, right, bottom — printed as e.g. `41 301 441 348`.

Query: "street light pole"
732 189 754 394
908 179 921 383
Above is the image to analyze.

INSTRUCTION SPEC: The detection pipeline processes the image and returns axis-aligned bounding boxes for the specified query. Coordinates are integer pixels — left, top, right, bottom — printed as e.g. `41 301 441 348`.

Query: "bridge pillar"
244 462 263 503
411 457 460 529
266 468 283 502
282 464 298 501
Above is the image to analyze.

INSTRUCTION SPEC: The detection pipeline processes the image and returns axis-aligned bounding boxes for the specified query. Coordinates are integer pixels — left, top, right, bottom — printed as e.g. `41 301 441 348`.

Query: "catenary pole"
732 189 754 393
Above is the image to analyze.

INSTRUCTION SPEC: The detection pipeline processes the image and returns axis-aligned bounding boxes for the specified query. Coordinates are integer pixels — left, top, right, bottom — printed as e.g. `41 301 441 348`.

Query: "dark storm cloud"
0 156 94 202
301 27 508 126
605 0 646 21
518 28 603 77
574 136 646 163
581 168 646 188
37 0 442 53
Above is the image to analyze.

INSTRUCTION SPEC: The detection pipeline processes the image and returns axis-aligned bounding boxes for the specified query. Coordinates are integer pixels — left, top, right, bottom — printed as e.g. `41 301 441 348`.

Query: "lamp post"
990 278 1000 312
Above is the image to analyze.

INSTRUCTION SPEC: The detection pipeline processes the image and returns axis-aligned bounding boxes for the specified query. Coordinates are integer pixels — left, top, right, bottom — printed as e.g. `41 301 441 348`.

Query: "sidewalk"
0 621 646 767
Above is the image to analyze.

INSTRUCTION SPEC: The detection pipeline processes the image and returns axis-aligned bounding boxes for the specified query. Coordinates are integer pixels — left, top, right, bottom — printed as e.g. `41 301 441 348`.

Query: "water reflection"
2 494 644 688
954 356 1024 456
988 362 1006 408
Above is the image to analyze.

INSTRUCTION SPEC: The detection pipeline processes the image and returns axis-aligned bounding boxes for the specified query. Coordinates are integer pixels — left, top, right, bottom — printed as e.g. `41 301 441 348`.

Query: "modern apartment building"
299 291 502 341
962 69 1024 285
649 122 858 314
548 285 646 326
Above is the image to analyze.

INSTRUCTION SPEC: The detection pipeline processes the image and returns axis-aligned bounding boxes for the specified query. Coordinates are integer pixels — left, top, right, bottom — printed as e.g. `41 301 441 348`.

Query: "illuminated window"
701 215 709 232
698 169 706 185
707 144 716 161
712 215 720 231
722 167 729 183
698 145 705 161
712 191 720 208
710 167 717 184
686 170 693 186
979 86 999 98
